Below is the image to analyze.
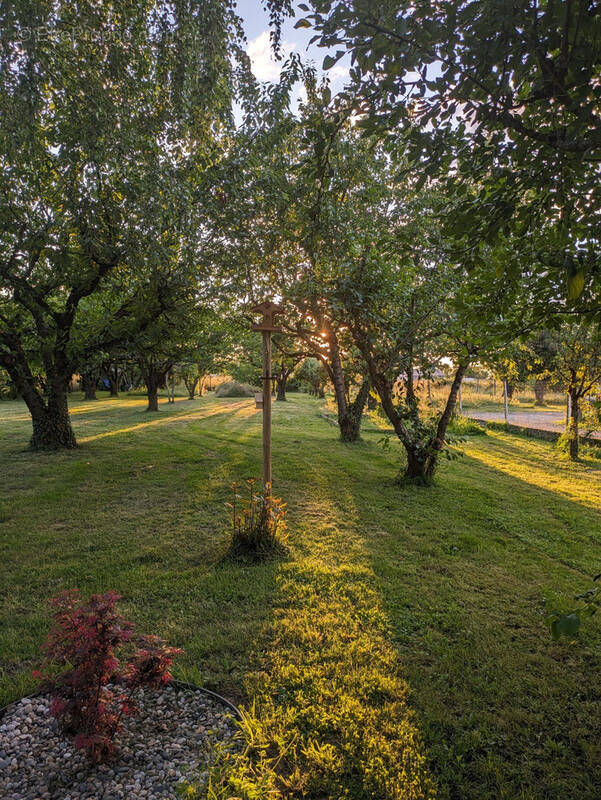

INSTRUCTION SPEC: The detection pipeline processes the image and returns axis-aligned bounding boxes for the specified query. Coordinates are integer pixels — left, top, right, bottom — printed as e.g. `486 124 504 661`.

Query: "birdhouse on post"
250 301 283 494
250 301 284 333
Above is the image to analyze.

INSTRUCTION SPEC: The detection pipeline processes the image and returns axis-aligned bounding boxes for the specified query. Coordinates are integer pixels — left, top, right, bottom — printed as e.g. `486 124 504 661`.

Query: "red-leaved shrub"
34 589 182 762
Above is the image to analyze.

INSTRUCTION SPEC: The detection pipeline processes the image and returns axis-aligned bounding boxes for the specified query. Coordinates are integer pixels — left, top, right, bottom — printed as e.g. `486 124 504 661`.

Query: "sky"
236 0 350 98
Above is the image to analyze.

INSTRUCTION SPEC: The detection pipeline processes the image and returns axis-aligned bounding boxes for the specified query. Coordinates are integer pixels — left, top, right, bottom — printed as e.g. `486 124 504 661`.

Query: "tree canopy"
285 0 601 308
0 0 250 447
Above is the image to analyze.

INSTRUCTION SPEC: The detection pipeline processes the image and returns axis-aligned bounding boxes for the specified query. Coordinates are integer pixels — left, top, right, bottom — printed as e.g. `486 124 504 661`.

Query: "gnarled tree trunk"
139 359 171 412
145 371 160 412
30 380 77 450
534 379 546 405
327 329 369 442
276 374 288 401
81 371 98 401
104 364 122 397
370 358 468 484
1 338 77 450
338 377 370 442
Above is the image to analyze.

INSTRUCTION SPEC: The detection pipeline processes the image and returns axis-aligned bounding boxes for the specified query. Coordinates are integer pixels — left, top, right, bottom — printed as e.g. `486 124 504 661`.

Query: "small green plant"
555 427 577 458
448 414 487 436
227 479 287 555
546 575 601 640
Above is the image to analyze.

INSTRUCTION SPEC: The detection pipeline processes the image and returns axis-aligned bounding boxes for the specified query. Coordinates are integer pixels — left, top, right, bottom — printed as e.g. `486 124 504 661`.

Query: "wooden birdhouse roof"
250 301 284 315
250 300 284 332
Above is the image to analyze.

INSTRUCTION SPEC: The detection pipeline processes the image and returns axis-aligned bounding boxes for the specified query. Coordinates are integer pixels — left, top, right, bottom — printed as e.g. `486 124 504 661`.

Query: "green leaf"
554 613 581 639
294 18 311 29
323 53 342 70
567 271 585 301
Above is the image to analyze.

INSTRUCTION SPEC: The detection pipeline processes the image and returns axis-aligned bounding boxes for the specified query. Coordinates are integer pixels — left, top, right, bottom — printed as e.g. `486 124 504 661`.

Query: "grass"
1 391 601 799
421 382 567 414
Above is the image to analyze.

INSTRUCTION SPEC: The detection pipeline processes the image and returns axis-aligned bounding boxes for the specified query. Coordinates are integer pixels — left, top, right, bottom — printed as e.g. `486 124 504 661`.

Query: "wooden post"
251 301 283 495
503 380 509 424
262 330 272 491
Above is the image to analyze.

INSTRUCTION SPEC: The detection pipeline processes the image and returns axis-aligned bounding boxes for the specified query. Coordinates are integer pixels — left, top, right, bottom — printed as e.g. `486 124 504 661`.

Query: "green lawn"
1 392 601 799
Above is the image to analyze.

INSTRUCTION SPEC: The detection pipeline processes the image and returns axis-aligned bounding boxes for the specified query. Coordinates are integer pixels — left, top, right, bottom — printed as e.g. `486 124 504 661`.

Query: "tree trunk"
276 372 288 401
419 362 468 482
369 359 468 484
30 380 77 450
339 378 370 442
167 372 175 403
534 379 546 405
328 332 348 419
141 366 161 412
104 364 122 397
404 446 431 484
568 389 579 460
1 343 77 450
339 414 358 441
147 383 159 412
140 362 171 412
184 376 198 399
81 372 98 401
326 330 367 439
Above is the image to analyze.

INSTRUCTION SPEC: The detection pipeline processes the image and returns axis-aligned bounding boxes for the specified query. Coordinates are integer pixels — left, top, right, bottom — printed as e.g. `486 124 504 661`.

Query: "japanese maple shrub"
35 590 181 762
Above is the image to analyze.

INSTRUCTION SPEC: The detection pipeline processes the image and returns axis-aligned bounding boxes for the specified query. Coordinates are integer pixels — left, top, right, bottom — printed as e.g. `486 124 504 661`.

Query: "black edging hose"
170 679 242 721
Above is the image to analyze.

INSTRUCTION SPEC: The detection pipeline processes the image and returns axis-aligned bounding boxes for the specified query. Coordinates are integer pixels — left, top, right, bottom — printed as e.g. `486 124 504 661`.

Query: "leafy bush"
215 381 256 398
556 424 601 460
555 427 576 457
579 442 601 461
485 419 510 432
227 480 287 555
34 590 181 762
448 415 487 436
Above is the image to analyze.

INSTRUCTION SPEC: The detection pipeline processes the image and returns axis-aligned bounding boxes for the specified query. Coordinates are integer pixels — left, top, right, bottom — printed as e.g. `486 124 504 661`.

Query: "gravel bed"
0 684 238 800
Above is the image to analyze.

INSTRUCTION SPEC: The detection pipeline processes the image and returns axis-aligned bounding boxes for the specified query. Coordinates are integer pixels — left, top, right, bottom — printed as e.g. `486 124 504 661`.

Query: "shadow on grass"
0 396 276 710
312 436 601 800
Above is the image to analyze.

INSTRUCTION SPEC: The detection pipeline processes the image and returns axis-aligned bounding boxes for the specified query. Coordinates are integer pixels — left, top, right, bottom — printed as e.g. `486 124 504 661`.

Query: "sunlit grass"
424 381 566 413
1 392 601 798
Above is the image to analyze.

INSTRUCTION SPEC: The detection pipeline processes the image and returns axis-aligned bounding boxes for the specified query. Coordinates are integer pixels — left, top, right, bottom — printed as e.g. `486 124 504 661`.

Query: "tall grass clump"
227 480 287 557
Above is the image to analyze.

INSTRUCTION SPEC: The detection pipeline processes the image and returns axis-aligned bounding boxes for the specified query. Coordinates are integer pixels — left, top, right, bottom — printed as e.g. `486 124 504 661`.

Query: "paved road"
468 409 601 440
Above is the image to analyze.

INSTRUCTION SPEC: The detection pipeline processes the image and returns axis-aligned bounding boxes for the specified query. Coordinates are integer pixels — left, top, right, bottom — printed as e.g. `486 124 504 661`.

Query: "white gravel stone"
0 685 238 800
